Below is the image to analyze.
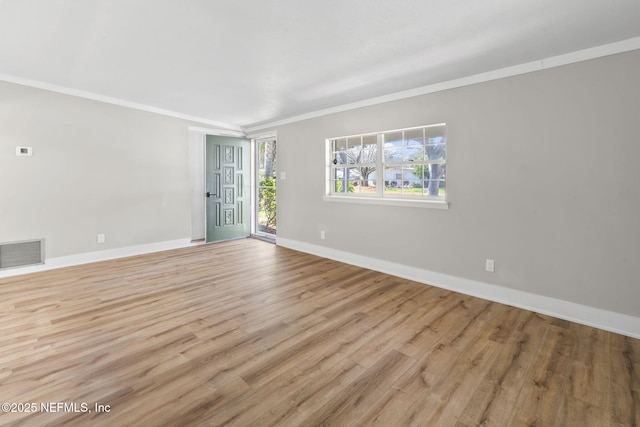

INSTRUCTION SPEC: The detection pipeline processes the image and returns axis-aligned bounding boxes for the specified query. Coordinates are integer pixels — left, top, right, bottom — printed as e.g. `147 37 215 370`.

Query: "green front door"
205 135 251 243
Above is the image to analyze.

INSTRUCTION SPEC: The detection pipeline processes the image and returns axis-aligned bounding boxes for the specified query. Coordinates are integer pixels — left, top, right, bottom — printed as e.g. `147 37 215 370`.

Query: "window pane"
408 163 446 181
347 136 361 148
333 138 347 150
360 179 376 194
334 153 348 165
258 139 277 181
383 131 403 147
346 137 361 165
383 180 426 197
424 180 445 197
404 128 424 145
332 167 345 192
404 145 423 162
402 165 418 181
347 167 361 180
425 141 446 161
359 143 377 166
362 134 377 145
346 148 360 164
257 184 276 233
428 163 445 181
425 124 446 140
332 138 348 164
383 147 403 163
403 180 425 197
410 163 428 180
383 167 401 188
352 180 377 194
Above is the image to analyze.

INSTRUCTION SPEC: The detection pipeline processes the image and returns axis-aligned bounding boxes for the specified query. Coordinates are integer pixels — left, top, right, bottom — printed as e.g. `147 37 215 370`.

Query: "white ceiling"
1 1 640 131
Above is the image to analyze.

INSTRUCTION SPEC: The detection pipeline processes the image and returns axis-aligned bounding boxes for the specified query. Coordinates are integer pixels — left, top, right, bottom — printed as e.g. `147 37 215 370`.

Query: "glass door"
255 138 277 239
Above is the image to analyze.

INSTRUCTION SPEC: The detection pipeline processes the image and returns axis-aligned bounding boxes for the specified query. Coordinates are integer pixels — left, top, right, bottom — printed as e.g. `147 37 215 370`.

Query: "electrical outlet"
320 230 326 240
97 234 106 244
485 259 495 272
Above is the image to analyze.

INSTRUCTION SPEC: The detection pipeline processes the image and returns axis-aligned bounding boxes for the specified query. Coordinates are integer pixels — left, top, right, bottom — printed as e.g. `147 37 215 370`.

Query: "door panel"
206 135 250 243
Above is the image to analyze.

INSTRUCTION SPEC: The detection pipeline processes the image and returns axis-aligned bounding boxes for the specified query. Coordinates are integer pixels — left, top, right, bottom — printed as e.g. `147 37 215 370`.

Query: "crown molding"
0 73 242 132
244 36 640 133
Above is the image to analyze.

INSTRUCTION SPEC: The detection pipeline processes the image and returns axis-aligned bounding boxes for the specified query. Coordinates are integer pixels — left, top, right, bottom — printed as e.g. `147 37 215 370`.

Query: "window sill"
322 195 449 209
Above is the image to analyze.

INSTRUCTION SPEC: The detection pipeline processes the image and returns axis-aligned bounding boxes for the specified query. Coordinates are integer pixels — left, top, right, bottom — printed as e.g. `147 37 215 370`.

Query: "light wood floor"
0 239 638 426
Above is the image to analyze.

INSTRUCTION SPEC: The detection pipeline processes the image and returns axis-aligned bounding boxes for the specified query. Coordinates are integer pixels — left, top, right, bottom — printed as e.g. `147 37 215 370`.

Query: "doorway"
255 137 277 240
205 135 251 243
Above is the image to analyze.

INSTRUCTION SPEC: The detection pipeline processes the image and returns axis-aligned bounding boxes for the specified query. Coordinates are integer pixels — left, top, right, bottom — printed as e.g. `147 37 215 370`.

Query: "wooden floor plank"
0 238 637 426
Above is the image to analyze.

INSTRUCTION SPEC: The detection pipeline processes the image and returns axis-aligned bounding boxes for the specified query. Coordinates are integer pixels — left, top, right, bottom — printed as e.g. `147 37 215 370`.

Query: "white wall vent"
0 239 44 269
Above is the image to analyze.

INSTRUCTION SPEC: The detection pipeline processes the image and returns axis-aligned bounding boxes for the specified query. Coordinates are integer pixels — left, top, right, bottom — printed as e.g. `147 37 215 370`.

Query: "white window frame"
323 123 448 209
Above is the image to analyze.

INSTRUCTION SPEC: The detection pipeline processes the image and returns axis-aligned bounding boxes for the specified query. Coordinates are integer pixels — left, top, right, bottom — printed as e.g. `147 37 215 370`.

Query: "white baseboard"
0 238 195 279
276 237 640 339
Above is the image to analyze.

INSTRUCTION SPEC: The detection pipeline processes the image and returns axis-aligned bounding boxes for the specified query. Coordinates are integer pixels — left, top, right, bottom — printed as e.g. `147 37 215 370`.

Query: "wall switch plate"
97 234 106 244
320 230 326 240
280 172 286 180
16 146 33 156
485 259 495 272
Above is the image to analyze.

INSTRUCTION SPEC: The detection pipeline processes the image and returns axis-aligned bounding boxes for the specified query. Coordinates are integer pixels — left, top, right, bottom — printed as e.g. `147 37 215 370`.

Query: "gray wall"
0 81 193 257
275 49 640 317
2 50 638 319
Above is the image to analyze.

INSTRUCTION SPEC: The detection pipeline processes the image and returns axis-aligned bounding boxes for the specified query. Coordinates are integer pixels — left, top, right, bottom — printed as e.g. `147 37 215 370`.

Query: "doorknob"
206 191 213 198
